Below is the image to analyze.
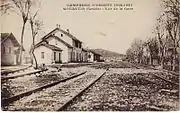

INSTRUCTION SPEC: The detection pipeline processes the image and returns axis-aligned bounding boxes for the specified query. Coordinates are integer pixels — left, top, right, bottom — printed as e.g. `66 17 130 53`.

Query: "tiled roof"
1 33 10 42
42 27 82 43
86 49 101 56
35 41 63 51
90 50 101 56
82 48 88 52
52 35 73 48
59 29 82 43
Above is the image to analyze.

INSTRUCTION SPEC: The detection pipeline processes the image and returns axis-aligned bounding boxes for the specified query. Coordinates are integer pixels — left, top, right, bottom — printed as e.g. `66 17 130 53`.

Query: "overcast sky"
1 0 163 54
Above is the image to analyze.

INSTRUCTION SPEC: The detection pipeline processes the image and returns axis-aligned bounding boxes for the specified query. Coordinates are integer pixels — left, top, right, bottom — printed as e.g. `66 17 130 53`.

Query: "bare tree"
145 37 159 65
29 12 43 69
126 48 135 62
154 17 168 68
1 0 34 64
126 39 144 64
125 0 179 72
163 0 180 71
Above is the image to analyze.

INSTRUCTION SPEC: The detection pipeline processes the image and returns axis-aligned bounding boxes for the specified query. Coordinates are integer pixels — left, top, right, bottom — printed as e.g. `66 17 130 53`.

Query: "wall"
53 51 62 63
1 38 16 65
45 30 87 63
34 46 53 64
47 37 70 63
94 54 101 61
82 51 88 62
55 31 73 46
71 48 88 62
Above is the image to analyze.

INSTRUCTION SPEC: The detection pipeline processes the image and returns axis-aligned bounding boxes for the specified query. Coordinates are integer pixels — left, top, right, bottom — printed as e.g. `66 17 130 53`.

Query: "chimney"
66 29 69 33
56 24 60 28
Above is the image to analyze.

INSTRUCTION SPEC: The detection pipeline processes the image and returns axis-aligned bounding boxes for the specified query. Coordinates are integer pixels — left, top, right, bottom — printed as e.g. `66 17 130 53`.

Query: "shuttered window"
59 53 61 61
41 52 45 59
54 52 56 60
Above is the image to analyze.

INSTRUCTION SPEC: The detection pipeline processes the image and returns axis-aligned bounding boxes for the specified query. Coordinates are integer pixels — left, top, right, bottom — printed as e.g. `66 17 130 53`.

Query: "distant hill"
91 49 126 58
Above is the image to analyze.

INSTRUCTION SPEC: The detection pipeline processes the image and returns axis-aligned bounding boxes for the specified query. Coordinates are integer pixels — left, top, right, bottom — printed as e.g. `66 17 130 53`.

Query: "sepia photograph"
0 0 179 111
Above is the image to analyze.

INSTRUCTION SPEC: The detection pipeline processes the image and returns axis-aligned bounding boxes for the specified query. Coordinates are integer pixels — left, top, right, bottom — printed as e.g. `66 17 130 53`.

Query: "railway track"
3 62 178 111
1 67 88 96
1 69 47 81
1 65 32 76
2 71 86 106
57 68 108 111
4 68 108 111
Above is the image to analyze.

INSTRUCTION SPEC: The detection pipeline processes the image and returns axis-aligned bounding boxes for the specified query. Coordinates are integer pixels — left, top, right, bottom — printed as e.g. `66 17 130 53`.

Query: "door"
59 52 61 63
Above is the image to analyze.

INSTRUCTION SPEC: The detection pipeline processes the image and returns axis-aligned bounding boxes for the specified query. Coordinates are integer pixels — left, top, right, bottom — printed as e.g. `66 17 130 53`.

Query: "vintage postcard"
0 0 179 111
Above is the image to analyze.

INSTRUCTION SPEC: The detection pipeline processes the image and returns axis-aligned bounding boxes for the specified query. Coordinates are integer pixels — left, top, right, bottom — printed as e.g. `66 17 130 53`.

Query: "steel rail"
57 68 109 111
1 65 32 75
2 71 86 106
1 69 47 80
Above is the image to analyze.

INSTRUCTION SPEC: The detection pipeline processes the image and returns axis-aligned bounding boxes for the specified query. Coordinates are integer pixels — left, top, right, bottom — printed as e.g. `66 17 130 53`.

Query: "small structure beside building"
34 41 63 64
87 50 102 62
1 33 24 66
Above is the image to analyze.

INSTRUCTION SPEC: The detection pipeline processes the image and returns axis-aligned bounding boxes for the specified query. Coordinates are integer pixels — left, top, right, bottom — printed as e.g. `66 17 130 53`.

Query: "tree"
131 39 144 63
29 12 43 69
154 17 168 68
163 0 180 71
126 39 144 63
126 48 135 62
145 37 159 65
1 0 34 64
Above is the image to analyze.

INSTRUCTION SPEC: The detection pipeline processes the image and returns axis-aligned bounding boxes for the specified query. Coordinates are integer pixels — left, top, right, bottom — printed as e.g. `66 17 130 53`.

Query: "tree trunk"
172 48 177 71
149 54 153 65
160 57 164 68
19 22 26 64
32 49 38 69
160 49 165 69
30 35 38 69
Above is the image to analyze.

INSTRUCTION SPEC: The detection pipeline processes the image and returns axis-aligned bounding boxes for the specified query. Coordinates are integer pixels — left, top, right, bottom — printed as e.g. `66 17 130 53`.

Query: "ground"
1 61 179 111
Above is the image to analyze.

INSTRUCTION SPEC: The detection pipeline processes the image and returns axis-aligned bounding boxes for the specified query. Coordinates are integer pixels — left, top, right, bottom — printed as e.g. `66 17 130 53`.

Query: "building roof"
82 48 88 52
1 33 9 41
40 35 73 48
59 29 82 43
1 33 19 46
52 35 73 48
88 49 101 56
35 41 63 51
1 33 25 51
42 27 82 43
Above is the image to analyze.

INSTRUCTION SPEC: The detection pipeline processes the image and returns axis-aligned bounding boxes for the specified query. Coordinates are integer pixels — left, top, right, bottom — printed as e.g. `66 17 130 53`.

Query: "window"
72 52 75 61
79 53 81 61
54 52 56 60
41 52 45 59
76 53 78 61
88 54 91 58
71 52 73 61
59 53 61 62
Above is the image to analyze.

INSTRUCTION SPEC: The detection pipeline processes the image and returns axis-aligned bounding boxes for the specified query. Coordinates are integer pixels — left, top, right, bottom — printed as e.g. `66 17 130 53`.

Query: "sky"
1 0 164 54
